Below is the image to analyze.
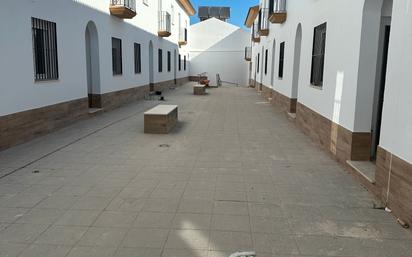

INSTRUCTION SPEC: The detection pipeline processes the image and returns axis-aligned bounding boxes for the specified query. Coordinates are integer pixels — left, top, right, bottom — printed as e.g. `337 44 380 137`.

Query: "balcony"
258 8 269 36
109 0 136 19
269 0 287 24
179 28 188 46
252 21 260 43
158 11 172 37
245 47 252 61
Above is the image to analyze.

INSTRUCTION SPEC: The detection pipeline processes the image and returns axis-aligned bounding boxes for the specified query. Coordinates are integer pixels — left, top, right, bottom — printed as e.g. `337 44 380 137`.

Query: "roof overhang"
244 5 259 28
177 0 196 16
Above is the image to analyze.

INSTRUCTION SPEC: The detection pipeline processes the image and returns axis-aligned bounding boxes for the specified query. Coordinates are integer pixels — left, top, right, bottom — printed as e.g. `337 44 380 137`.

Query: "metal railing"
158 11 171 33
252 21 260 39
179 28 187 42
110 0 136 11
271 0 286 13
259 8 269 31
245 47 252 60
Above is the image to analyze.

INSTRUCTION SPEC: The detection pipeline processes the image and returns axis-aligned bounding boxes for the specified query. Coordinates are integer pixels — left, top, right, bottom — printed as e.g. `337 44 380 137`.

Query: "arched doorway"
85 21 101 108
270 40 276 88
149 41 154 91
291 23 302 113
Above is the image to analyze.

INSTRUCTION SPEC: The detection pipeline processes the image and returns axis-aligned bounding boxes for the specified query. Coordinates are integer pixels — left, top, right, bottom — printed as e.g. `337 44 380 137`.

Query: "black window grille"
31 17 59 81
134 43 141 74
279 42 285 78
112 37 122 75
257 53 260 73
158 49 163 72
184 55 186 70
178 54 181 71
311 23 327 86
264 49 268 75
167 51 171 72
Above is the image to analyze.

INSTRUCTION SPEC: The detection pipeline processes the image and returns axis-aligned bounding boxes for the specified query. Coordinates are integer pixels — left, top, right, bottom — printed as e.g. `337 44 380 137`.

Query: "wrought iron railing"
179 28 187 42
245 47 252 60
270 0 286 14
259 8 269 31
110 0 136 11
158 11 171 33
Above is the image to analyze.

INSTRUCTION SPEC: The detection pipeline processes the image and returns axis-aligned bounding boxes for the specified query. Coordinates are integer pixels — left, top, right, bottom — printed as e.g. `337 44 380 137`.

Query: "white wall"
379 0 412 163
188 18 250 86
0 0 191 116
250 0 380 133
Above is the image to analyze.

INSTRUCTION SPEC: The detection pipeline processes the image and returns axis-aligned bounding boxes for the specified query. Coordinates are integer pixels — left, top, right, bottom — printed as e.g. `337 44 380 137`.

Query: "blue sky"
189 0 258 29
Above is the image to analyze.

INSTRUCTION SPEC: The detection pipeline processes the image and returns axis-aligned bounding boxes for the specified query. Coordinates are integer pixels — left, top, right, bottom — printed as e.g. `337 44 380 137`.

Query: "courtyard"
0 83 411 257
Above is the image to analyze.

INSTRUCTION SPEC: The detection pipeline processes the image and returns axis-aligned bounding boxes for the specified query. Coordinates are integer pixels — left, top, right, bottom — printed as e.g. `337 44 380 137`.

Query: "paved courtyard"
0 83 411 257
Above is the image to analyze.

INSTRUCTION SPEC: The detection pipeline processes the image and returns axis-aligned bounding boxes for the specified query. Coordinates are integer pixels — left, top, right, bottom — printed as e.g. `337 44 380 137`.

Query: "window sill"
309 84 323 90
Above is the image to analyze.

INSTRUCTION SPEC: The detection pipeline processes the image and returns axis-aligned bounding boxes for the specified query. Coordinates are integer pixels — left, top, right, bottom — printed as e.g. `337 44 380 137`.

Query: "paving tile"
172 213 212 230
0 223 48 243
133 212 174 229
34 225 87 245
0 242 28 257
209 231 253 251
15 208 63 225
55 210 100 226
18 244 71 257
0 208 28 223
165 229 210 250
78 227 128 247
122 228 169 248
66 246 118 257
211 215 250 232
93 211 137 228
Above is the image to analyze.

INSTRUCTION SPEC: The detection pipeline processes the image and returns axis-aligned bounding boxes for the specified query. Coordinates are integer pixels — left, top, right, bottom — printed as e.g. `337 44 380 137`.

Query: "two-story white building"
0 0 195 150
245 0 412 227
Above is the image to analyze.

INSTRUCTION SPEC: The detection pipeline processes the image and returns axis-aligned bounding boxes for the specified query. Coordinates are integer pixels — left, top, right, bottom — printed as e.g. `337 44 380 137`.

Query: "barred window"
32 17 59 81
278 42 285 78
311 23 327 86
264 49 268 75
178 54 181 71
134 43 141 74
158 49 163 72
167 51 171 72
184 55 186 70
112 37 122 75
257 53 260 73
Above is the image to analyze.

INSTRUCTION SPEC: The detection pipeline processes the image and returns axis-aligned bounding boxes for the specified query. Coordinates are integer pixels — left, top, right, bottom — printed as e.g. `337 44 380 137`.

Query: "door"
371 23 391 160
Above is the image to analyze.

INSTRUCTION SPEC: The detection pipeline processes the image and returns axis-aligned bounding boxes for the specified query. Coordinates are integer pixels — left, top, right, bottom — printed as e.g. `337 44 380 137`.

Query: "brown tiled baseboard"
0 98 89 151
376 147 412 227
296 102 371 164
0 78 189 151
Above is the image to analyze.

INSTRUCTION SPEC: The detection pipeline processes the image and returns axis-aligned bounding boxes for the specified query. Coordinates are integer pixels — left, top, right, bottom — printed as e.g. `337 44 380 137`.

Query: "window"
171 5 175 25
112 37 122 75
134 43 141 74
264 49 268 75
167 51 171 72
311 23 327 86
278 42 285 78
158 49 163 72
31 17 59 81
257 53 260 73
178 54 181 71
184 55 186 70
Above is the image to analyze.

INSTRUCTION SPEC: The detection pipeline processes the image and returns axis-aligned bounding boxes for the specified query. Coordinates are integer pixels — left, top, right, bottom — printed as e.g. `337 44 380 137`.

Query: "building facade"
245 0 412 226
0 0 195 151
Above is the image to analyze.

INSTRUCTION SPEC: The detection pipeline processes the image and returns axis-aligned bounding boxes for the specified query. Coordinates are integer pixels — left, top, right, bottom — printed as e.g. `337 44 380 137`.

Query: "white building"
188 18 250 86
245 0 412 226
0 0 195 149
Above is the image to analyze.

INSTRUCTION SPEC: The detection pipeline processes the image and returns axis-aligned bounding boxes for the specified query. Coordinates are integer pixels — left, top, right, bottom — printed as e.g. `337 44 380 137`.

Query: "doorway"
85 21 101 108
291 24 302 111
371 20 391 160
149 41 154 91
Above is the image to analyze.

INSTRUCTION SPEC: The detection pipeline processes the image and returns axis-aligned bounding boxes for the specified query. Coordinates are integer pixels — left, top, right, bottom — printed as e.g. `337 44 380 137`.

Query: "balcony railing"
269 0 287 23
245 47 252 61
179 28 188 46
158 11 171 37
252 21 260 43
109 0 136 19
258 8 269 36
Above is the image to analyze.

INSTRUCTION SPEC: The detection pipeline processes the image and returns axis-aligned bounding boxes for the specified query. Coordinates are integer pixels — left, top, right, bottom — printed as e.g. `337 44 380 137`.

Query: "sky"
189 0 258 29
